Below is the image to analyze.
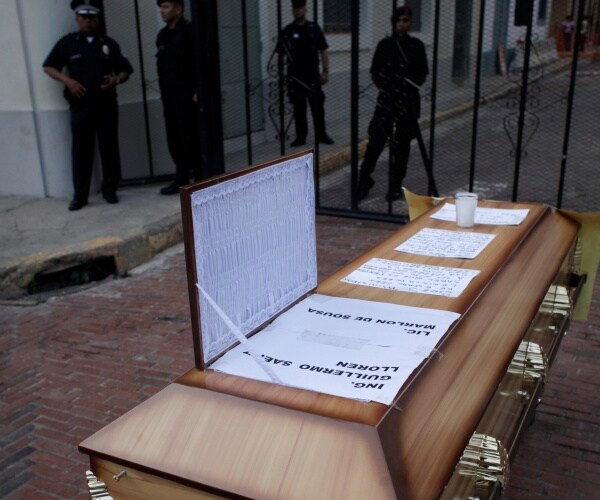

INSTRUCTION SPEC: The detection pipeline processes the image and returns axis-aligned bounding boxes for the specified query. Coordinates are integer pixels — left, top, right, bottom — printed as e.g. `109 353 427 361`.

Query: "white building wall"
0 0 172 199
0 0 49 196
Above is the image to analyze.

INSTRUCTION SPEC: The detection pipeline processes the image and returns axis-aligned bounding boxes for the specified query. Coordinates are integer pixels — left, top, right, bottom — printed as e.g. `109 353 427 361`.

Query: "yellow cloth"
557 209 600 321
402 187 446 221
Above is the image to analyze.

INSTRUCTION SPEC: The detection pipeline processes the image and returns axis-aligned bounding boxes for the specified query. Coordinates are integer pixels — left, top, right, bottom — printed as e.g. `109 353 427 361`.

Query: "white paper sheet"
211 294 460 404
430 203 530 225
395 228 496 259
341 258 479 298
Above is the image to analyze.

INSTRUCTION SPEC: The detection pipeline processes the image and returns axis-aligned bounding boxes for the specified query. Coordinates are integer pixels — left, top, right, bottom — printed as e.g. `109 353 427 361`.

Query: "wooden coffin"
79 153 582 499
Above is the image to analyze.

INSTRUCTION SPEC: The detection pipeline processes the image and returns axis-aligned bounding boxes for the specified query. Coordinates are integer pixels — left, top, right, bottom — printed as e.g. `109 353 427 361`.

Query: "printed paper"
211 294 460 404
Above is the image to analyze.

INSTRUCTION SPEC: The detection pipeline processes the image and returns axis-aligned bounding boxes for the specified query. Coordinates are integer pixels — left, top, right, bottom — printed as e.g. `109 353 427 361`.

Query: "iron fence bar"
241 0 253 165
558 0 585 209
386 0 396 214
277 0 285 155
428 0 441 196
469 0 486 193
120 174 173 187
133 0 155 177
191 0 225 178
317 207 407 225
313 0 321 207
349 0 360 209
512 0 534 202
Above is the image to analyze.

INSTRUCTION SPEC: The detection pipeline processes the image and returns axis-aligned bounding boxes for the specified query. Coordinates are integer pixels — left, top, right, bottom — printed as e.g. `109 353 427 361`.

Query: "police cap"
156 0 184 6
71 0 101 16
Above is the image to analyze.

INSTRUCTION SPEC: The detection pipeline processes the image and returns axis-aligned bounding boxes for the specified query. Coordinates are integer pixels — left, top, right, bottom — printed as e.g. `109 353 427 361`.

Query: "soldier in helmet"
43 0 133 211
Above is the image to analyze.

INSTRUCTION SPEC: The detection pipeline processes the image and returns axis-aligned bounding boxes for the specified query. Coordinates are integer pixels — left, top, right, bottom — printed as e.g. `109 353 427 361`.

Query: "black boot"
385 190 403 202
160 182 183 195
290 137 306 147
356 175 375 201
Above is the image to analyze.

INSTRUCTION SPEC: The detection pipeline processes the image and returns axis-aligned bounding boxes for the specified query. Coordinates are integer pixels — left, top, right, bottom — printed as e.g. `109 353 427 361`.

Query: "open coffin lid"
180 151 317 369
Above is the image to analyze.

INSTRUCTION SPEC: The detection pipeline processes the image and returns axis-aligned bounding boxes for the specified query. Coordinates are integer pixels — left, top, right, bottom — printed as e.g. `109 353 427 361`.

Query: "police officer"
278 0 334 147
156 0 201 195
356 6 428 202
43 0 133 211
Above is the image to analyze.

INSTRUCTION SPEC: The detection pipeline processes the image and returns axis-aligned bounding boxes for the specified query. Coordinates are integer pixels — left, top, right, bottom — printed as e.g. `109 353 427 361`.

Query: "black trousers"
70 98 121 203
359 105 417 191
162 98 201 186
289 81 327 140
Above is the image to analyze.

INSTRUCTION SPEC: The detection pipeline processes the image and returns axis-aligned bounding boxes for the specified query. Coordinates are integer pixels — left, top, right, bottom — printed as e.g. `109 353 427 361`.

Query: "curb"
0 213 182 300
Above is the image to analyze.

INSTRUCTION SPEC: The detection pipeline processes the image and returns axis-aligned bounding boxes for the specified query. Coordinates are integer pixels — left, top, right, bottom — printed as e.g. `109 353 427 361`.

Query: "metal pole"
350 0 360 209
277 0 285 155
133 0 155 177
428 0 441 196
558 0 585 208
469 0 486 192
313 0 320 207
387 0 395 212
241 0 253 165
512 0 534 202
191 0 225 178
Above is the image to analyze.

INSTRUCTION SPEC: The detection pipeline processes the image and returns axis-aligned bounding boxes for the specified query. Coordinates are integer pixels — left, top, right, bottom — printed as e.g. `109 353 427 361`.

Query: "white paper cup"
455 192 478 228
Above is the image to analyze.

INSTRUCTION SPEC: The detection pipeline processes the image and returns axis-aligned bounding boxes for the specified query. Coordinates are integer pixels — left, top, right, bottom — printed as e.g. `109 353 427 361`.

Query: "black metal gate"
113 0 599 219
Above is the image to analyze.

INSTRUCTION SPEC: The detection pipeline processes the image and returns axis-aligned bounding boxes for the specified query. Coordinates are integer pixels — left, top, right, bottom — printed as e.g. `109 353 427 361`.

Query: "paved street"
320 65 600 215
1 216 598 499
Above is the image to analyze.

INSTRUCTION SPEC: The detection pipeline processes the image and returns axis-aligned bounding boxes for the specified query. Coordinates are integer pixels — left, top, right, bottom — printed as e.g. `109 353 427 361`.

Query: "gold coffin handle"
85 470 114 499
457 433 509 499
507 341 549 400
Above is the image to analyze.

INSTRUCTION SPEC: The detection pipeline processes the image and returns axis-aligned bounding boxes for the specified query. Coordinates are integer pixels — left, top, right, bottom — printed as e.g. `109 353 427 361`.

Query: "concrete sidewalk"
0 148 360 301
0 184 183 300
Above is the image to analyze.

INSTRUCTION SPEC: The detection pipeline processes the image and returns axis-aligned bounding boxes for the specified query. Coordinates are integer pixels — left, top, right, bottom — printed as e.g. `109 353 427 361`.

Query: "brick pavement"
1 216 598 499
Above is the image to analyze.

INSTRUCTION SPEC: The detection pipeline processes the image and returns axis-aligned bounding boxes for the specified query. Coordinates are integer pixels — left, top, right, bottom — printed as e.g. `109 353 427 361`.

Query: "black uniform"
358 33 428 198
156 17 200 187
43 32 133 204
278 20 329 142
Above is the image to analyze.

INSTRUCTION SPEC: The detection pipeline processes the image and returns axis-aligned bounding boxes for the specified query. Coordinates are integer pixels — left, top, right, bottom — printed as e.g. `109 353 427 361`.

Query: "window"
323 0 351 33
537 0 548 24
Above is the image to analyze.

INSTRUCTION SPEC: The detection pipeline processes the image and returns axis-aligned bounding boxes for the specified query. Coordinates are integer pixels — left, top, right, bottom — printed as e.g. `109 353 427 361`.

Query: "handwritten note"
341 258 480 298
395 228 496 259
430 203 529 225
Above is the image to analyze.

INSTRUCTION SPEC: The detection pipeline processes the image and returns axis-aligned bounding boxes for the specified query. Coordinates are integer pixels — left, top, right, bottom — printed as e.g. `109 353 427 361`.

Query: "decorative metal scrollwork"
457 433 509 499
502 108 540 159
502 37 567 158
263 43 294 142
